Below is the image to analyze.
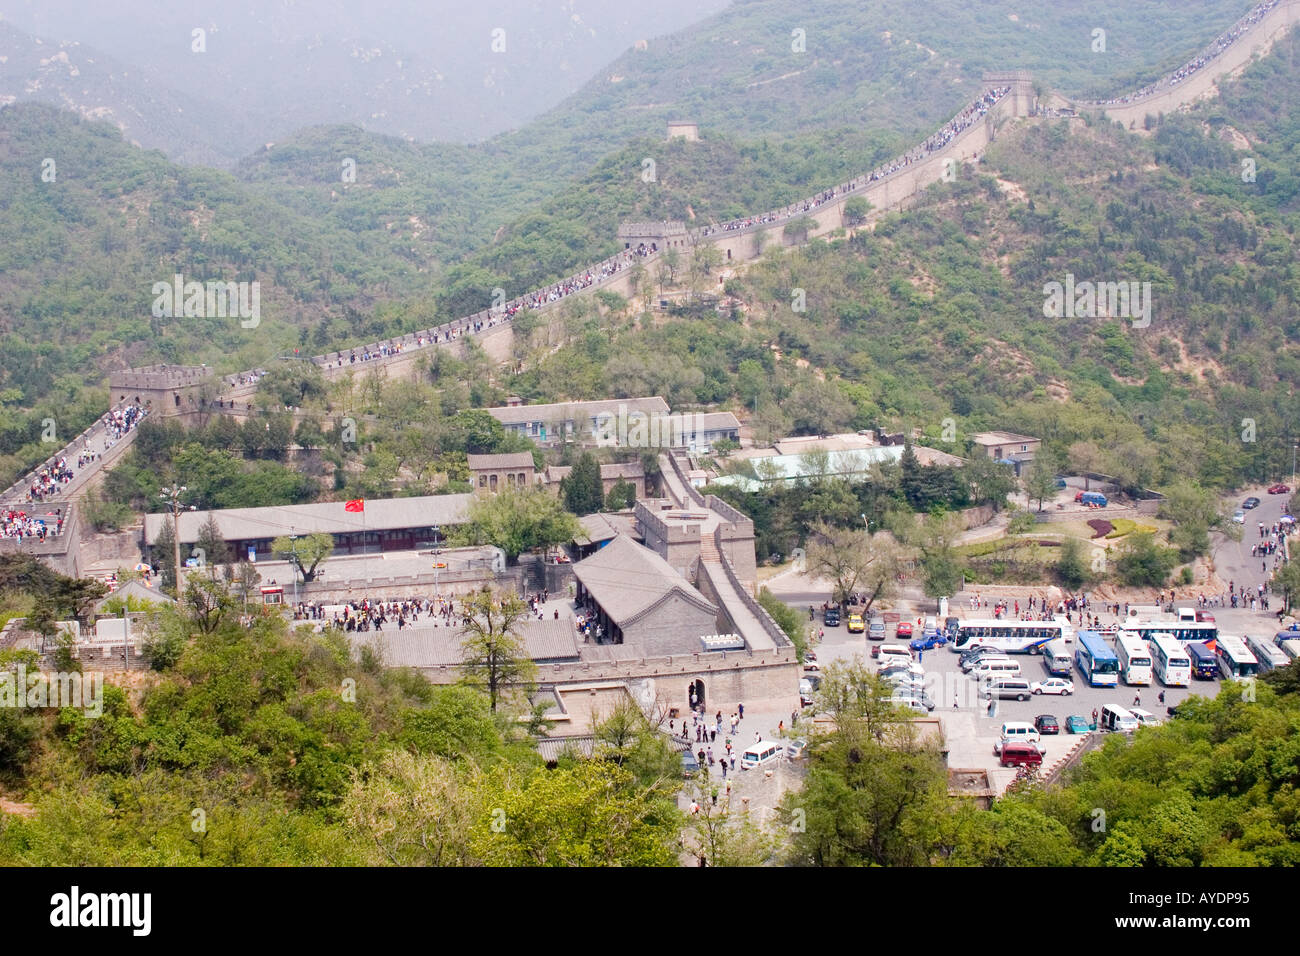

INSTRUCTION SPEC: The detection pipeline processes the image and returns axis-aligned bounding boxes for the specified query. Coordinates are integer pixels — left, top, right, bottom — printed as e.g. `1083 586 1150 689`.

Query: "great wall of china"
5 0 1298 547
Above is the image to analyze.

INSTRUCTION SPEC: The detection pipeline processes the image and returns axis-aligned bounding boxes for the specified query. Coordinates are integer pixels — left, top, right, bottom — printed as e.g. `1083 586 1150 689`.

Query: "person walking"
1133 693 1141 708
738 703 744 720
1092 707 1099 727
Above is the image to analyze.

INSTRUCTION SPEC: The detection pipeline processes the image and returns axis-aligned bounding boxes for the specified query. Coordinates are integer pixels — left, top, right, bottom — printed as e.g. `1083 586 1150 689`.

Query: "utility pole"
288 527 300 609
159 484 189 601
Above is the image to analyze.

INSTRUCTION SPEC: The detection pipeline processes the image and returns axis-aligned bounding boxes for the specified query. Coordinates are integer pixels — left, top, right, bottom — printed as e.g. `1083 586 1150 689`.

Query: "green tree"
454 486 581 562
842 196 871 227
457 589 535 713
561 453 604 517
194 513 229 573
272 532 334 583
604 477 636 511
468 759 678 866
1057 537 1089 589
779 658 949 866
1024 454 1060 512
1116 533 1176 587
805 521 903 611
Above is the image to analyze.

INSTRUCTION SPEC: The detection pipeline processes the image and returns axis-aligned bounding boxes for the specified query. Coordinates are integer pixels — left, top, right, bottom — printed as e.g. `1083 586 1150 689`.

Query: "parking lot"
806 618 1229 793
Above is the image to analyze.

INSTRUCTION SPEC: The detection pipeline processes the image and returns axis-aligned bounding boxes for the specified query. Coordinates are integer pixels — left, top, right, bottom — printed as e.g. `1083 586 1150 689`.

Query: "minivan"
1100 704 1139 733
999 742 1044 768
877 644 912 667
996 721 1041 751
973 658 1022 679
982 677 1033 701
741 740 784 770
868 618 886 640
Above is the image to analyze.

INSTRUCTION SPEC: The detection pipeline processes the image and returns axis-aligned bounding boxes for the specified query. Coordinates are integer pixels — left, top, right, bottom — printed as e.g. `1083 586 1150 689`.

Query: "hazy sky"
0 0 734 144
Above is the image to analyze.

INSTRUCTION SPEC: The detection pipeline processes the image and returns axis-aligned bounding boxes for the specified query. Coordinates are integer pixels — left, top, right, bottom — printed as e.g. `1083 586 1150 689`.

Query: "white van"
973 658 1022 679
1100 704 1139 733
877 644 912 667
994 721 1042 753
982 677 1032 700
741 740 784 770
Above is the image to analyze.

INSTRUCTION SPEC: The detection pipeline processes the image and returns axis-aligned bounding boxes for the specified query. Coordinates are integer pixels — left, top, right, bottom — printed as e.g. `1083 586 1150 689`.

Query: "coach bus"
1149 634 1191 687
1214 635 1259 681
1115 631 1153 686
1186 642 1220 680
950 618 1072 655
1123 618 1218 646
1075 630 1120 687
1244 635 1289 673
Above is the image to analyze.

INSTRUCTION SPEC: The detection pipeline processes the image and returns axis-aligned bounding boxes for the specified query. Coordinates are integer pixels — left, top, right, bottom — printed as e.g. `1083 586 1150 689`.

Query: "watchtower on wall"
617 220 692 254
109 365 215 419
667 121 699 141
982 70 1036 117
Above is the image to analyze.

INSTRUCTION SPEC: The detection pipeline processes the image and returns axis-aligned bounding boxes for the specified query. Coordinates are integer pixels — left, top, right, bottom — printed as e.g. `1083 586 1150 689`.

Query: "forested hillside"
511 24 1300 500
0 0 1286 491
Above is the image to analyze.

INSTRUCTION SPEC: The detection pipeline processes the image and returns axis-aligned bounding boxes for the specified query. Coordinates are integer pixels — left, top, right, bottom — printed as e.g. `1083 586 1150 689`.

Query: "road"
1210 484 1291 608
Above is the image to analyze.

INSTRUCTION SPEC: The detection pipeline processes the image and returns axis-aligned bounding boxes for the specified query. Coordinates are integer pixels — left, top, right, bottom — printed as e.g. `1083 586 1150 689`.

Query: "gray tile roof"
571 534 717 628
349 616 580 667
143 494 473 545
92 579 174 610
486 397 669 427
575 513 619 546
466 452 536 471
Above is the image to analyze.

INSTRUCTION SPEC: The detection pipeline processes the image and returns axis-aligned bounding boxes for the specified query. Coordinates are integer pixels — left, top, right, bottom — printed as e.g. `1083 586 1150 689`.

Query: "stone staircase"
699 533 721 565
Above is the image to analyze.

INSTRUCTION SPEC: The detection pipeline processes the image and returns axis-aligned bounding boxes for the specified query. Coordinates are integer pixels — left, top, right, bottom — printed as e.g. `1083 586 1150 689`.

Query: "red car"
1268 484 1291 494
896 622 913 639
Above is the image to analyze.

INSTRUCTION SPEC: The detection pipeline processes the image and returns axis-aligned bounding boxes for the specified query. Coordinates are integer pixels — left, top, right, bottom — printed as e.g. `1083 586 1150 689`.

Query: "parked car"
909 631 948 651
785 738 808 760
883 674 926 694
1130 708 1162 727
1065 715 1091 734
868 618 886 641
879 661 925 679
799 678 815 707
846 614 865 634
962 652 1010 673
1243 496 1261 509
1000 743 1044 769
888 691 936 713
1030 678 1075 696
1034 714 1060 735
822 607 840 627
1268 484 1291 494
1232 509 1246 524
895 622 913 639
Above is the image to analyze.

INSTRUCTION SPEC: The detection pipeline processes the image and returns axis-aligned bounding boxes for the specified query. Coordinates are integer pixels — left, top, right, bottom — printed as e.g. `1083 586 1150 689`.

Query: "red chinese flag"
344 499 365 513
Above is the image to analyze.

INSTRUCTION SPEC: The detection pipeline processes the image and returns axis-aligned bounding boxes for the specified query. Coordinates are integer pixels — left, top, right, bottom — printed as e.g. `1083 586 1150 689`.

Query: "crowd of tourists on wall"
1085 0 1279 106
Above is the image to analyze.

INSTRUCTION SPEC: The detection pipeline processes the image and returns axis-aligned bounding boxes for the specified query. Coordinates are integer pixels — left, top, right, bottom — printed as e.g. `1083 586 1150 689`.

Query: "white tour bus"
1215 635 1260 681
1115 631 1153 686
1149 634 1191 687
1245 635 1289 673
951 617 1073 655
